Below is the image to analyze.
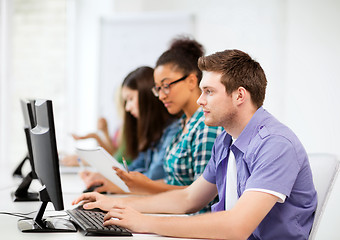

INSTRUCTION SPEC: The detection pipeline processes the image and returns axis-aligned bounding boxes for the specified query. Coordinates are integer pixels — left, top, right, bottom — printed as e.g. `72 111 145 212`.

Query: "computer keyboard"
67 206 132 236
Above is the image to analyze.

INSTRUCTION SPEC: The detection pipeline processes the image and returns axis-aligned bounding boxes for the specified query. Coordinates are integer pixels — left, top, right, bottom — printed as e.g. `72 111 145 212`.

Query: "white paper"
76 147 130 192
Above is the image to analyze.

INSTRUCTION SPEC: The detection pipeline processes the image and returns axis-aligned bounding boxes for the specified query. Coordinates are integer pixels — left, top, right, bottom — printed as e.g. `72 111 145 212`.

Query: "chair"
308 153 340 240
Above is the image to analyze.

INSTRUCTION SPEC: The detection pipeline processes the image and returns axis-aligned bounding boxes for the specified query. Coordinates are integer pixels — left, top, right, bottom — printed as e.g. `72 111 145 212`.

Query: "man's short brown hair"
198 49 267 108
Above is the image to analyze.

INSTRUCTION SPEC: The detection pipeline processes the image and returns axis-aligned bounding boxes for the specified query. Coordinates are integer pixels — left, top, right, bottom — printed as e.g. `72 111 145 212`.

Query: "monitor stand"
11 171 39 202
12 155 29 178
17 187 77 232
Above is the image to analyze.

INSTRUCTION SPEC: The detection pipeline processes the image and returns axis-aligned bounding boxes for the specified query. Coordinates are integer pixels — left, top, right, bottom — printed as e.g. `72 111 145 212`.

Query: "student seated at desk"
86 37 223 199
80 66 180 193
73 49 317 239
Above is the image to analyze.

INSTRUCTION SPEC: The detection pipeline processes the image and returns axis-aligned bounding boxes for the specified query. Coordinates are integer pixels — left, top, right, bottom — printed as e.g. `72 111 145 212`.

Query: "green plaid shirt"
164 107 223 186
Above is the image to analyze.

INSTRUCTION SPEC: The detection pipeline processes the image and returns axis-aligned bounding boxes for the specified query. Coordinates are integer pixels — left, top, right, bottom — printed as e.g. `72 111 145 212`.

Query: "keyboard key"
67 207 132 236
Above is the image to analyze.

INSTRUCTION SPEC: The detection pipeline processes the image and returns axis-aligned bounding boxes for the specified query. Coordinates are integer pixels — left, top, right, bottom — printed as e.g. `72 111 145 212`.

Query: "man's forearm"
144 211 244 240
140 179 186 194
127 176 218 214
125 187 194 214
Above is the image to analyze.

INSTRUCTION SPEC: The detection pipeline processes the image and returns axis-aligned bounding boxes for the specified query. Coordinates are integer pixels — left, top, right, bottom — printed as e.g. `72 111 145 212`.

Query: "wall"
2 0 67 169
0 0 11 170
114 0 340 157
65 0 115 151
285 0 340 156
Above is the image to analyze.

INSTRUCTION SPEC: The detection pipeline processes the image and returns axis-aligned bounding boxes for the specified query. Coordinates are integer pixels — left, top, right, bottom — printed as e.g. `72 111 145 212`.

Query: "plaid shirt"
164 107 223 186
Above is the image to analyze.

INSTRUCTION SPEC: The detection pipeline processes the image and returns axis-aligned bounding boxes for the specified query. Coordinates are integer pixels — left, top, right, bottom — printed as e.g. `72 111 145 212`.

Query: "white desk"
0 168 195 240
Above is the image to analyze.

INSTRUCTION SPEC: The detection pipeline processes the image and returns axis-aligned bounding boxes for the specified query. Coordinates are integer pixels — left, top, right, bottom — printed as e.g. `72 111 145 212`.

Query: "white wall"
64 0 115 152
0 0 11 170
117 0 340 157
1 0 67 169
285 0 340 156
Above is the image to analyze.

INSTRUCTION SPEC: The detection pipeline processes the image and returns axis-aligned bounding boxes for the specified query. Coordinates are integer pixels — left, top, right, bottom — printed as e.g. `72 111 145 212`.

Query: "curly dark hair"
156 35 205 83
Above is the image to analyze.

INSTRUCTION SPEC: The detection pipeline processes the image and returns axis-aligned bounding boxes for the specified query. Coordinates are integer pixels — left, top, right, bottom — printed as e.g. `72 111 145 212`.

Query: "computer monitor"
17 99 76 232
12 99 36 178
12 99 39 201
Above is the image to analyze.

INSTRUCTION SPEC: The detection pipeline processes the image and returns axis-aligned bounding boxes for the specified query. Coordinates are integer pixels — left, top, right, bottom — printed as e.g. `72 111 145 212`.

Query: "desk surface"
0 168 195 240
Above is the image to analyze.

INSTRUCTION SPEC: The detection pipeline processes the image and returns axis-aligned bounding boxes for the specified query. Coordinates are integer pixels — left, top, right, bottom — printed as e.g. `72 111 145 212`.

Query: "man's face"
197 71 237 129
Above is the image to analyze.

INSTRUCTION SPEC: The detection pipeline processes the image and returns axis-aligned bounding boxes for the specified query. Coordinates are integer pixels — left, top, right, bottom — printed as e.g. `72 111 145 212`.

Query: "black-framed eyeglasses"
151 75 188 97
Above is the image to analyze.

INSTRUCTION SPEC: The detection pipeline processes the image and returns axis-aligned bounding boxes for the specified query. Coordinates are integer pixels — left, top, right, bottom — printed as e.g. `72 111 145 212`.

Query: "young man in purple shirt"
73 49 317 239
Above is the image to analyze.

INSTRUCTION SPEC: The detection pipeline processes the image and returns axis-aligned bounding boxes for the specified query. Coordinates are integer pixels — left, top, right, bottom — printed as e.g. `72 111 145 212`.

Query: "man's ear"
235 87 247 105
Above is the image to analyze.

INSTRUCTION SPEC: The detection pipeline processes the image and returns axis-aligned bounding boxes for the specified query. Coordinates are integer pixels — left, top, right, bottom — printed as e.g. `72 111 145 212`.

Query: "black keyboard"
67 207 132 236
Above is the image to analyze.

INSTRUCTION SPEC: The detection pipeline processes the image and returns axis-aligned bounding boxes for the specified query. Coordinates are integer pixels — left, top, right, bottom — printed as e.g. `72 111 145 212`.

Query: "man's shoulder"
245 109 305 156
258 116 299 145
252 109 296 141
247 115 307 165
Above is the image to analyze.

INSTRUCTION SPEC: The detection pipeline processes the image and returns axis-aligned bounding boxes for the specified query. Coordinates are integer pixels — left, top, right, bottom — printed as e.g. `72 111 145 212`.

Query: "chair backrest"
308 153 340 239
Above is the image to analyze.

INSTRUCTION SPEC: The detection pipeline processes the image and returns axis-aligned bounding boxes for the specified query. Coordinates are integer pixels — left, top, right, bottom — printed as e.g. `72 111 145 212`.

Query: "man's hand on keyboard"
103 204 151 233
72 192 125 212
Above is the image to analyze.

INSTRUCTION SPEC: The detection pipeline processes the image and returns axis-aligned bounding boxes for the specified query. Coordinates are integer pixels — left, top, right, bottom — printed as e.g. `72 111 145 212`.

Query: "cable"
0 211 32 219
11 210 36 216
0 210 69 219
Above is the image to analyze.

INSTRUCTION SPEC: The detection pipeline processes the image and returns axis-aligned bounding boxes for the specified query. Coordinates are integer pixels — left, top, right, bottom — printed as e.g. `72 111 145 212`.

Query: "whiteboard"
98 12 194 134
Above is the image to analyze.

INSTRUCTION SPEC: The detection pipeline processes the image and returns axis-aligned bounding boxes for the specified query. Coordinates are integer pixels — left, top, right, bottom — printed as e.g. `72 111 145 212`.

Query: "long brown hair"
122 66 175 159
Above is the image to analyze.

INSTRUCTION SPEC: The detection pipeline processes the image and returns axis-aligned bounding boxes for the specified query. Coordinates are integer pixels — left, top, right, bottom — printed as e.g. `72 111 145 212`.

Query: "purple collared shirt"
203 107 317 240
